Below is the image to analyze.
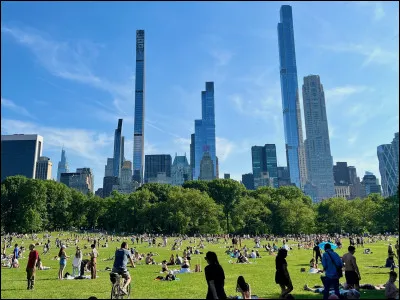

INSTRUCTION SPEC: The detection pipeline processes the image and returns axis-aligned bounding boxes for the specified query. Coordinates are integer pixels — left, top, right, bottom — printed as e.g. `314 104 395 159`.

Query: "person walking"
342 245 361 291
26 244 39 290
321 243 343 300
313 243 322 264
90 244 98 279
204 251 227 299
275 248 293 299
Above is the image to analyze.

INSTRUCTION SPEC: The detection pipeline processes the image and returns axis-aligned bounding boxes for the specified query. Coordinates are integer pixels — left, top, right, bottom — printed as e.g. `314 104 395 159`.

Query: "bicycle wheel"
110 283 119 299
125 283 131 299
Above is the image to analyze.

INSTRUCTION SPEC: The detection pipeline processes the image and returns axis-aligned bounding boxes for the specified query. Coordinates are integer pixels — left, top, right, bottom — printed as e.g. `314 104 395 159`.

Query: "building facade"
113 119 123 178
60 168 94 194
133 29 145 184
251 144 278 189
277 166 292 187
302 75 335 202
333 162 351 185
377 144 398 198
1 134 43 181
144 155 172 183
361 172 381 196
224 174 230 179
35 156 52 180
57 148 69 182
103 176 119 198
199 152 214 181
334 185 351 200
242 173 255 190
104 158 114 177
194 82 217 180
277 5 307 189
190 133 195 180
171 154 191 186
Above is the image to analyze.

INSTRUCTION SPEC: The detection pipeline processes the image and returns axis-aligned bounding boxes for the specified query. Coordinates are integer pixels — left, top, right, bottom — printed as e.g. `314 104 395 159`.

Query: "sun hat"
61 245 66 248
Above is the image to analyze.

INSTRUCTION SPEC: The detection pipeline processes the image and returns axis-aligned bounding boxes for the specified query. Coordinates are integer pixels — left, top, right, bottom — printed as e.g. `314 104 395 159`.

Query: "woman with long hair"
275 248 293 298
204 251 227 299
58 245 69 280
236 275 251 299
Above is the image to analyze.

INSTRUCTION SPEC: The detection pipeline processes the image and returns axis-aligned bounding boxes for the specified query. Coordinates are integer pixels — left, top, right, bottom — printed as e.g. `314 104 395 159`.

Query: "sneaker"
120 287 128 295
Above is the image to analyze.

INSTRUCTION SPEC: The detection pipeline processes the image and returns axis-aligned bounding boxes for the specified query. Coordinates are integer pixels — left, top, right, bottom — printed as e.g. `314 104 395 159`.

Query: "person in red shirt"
26 244 39 290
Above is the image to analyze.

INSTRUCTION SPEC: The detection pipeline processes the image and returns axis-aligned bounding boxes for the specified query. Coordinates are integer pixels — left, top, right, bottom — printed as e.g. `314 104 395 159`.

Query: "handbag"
326 251 343 278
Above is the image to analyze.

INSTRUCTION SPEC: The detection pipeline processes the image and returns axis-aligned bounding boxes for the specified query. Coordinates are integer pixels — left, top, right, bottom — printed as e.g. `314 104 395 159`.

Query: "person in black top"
275 248 293 299
313 244 322 264
204 251 227 299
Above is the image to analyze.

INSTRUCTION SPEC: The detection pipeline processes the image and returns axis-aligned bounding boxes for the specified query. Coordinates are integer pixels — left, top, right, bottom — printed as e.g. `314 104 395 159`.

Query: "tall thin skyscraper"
377 144 397 198
277 5 306 189
190 133 195 180
194 82 216 180
133 29 145 184
57 148 69 182
302 75 335 202
113 119 123 178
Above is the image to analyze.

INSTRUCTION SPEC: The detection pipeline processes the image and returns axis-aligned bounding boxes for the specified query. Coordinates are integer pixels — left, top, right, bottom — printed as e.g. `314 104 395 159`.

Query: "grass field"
1 234 397 299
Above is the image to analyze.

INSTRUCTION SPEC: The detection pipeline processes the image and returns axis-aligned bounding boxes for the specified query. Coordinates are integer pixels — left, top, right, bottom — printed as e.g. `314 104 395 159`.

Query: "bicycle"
110 272 131 299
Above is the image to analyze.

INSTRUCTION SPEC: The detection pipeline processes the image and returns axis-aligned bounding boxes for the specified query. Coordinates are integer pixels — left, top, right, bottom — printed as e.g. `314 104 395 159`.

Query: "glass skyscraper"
377 132 399 198
1 134 43 181
144 154 172 183
302 75 335 202
277 5 307 189
194 82 216 180
251 144 278 188
57 148 69 182
133 29 145 184
113 119 123 178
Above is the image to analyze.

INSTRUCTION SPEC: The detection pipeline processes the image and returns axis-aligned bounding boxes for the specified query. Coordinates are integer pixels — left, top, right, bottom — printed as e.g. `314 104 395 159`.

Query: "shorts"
345 271 359 285
112 268 130 280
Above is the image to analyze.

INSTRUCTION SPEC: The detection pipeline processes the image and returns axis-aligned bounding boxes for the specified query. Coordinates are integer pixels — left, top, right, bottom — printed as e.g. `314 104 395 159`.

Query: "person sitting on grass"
250 250 256 259
255 250 262 258
309 258 323 273
385 271 399 300
145 253 155 265
236 275 251 299
161 260 168 273
237 253 249 264
175 254 183 265
36 257 50 270
167 254 175 265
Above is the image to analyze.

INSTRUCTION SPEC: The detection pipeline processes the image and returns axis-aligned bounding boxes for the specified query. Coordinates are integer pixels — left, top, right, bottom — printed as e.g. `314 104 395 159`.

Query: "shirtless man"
342 246 361 291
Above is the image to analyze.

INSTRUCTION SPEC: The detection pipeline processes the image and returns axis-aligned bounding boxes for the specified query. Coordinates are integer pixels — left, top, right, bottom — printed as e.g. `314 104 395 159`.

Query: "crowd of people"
1 231 399 299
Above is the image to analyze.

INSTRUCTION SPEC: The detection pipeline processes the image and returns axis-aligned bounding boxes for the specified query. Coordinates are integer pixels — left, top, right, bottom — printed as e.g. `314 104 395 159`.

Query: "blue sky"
1 1 398 190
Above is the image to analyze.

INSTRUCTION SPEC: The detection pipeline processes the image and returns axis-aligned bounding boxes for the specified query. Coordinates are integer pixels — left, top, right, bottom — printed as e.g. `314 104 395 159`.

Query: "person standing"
313 243 322 264
58 245 69 280
342 246 361 291
321 243 343 300
12 243 19 265
275 248 293 299
204 251 227 299
26 244 39 290
90 244 98 279
72 247 82 277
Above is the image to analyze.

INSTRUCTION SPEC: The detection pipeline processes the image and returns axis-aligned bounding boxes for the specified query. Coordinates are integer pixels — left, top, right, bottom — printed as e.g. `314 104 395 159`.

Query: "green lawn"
1 234 396 299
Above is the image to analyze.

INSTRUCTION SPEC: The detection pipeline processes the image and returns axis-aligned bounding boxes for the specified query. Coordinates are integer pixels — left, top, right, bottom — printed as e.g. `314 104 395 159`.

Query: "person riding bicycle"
111 242 135 295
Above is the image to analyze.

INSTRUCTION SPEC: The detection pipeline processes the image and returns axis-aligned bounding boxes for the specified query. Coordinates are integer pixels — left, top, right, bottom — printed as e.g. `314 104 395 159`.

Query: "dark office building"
242 173 255 190
144 154 172 183
277 166 292 187
333 162 351 185
103 176 119 198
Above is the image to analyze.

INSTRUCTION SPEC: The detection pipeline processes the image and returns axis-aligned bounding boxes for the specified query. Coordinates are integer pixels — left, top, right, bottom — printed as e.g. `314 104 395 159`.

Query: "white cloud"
1 97 36 119
1 25 133 114
325 85 372 105
216 137 234 162
319 43 398 69
209 49 234 67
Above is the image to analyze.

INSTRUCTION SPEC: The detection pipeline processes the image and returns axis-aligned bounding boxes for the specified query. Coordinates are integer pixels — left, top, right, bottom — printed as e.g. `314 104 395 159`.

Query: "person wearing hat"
26 244 39 290
58 245 69 280
204 251 227 299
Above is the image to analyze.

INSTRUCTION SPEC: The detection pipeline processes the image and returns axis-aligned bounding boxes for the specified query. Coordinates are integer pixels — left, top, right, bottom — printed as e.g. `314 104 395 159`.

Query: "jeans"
322 277 340 300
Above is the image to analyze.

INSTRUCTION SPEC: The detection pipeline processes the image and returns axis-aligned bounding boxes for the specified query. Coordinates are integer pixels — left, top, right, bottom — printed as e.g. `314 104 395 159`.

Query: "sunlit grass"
1 234 394 299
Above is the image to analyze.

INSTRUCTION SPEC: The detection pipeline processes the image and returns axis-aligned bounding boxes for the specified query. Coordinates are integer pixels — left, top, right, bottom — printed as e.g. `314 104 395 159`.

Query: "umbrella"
318 242 338 250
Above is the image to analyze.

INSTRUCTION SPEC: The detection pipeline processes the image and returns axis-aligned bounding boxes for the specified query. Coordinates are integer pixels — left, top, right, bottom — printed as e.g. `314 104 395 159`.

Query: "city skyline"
1 2 398 190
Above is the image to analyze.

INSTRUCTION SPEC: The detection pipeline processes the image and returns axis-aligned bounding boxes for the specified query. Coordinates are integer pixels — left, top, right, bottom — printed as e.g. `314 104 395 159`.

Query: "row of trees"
1 175 398 235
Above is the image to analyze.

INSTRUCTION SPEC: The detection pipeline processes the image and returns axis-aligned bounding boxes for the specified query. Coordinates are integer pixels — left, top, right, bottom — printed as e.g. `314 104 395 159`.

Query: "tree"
207 179 246 233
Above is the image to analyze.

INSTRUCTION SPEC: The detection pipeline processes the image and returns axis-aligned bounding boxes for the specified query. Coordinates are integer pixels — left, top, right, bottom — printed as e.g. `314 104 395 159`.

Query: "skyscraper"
104 158 114 177
1 134 43 181
241 173 255 190
377 144 397 197
199 152 214 181
391 132 399 189
36 156 52 180
251 144 278 189
361 172 381 196
57 148 69 182
144 155 172 184
171 154 191 186
190 133 195 180
60 168 94 194
333 162 351 185
194 82 216 180
224 174 230 179
302 75 335 202
133 29 145 184
113 119 123 178
277 5 307 188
